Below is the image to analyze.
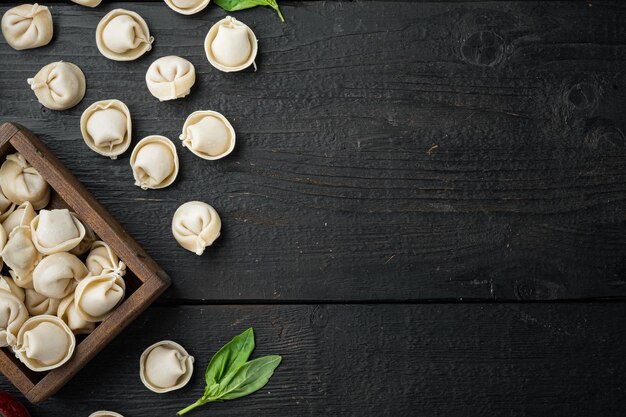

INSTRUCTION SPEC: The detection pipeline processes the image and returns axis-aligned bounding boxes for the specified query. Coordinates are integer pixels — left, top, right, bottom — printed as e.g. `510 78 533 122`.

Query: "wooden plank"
0 303 624 415
0 2 625 300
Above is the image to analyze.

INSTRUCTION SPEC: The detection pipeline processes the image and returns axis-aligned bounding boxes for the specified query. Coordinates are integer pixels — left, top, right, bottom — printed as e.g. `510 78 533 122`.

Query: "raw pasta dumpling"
1 3 53 50
172 201 221 255
164 0 209 15
33 252 88 299
180 110 235 160
71 0 102 7
89 412 124 417
0 154 49 209
130 136 179 190
0 290 28 347
86 240 126 277
2 226 41 288
74 273 125 322
0 275 25 302
0 188 16 222
205 16 258 72
14 315 75 372
31 209 86 254
57 293 95 335
0 225 6 270
80 99 132 159
2 201 36 235
24 288 60 315
146 56 196 101
27 61 86 111
96 9 154 61
140 340 194 393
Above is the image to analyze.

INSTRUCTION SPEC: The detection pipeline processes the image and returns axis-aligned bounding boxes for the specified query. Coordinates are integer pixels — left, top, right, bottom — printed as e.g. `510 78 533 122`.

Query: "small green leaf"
213 0 285 22
211 355 282 401
205 327 255 385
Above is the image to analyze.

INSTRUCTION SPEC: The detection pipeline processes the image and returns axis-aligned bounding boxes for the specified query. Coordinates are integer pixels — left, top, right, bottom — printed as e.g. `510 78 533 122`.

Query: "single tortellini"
2 226 42 288
33 252 88 299
86 240 126 277
130 136 179 190
96 9 154 61
146 56 196 101
74 273 125 322
172 201 221 255
164 0 209 15
1 3 53 51
80 100 132 159
2 201 35 235
180 110 235 160
69 214 97 256
57 293 95 335
24 288 60 315
31 209 86 255
0 290 28 347
71 0 102 7
140 340 194 393
0 153 50 209
14 315 75 372
205 16 258 72
89 412 124 417
0 275 25 302
0 224 6 270
0 188 16 222
27 61 86 111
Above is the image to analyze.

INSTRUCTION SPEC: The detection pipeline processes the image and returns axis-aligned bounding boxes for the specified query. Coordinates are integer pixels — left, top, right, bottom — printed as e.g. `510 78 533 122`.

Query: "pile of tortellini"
0 1 253 256
0 152 127 372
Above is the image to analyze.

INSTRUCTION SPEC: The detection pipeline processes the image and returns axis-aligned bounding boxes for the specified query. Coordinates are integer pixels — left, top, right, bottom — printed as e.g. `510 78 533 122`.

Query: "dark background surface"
1 0 626 415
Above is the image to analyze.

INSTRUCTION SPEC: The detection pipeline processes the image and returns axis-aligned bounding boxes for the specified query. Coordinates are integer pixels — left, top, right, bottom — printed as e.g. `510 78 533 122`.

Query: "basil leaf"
211 355 282 401
205 327 255 386
213 0 285 22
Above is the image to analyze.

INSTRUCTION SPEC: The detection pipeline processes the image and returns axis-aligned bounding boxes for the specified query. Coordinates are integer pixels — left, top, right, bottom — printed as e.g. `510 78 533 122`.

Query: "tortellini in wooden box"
0 152 128 372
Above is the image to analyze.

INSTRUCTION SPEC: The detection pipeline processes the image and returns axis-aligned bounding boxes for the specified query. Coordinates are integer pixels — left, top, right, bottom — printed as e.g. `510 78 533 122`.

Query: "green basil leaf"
211 355 282 401
213 0 285 22
205 328 255 386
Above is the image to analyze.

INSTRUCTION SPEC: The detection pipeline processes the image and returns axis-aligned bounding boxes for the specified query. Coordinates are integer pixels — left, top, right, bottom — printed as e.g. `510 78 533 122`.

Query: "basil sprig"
177 328 282 415
213 0 285 22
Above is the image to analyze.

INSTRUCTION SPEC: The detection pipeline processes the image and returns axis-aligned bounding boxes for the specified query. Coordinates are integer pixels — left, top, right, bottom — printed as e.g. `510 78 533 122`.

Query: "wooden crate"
0 122 170 404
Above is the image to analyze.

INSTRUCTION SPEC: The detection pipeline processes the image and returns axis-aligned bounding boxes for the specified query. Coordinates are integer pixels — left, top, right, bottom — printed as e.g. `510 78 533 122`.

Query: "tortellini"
0 290 28 347
31 209 86 255
164 0 210 15
0 224 6 270
140 340 194 393
0 153 50 209
14 315 75 372
89 412 124 417
86 240 126 277
71 0 102 7
74 273 126 322
27 61 86 111
24 288 60 316
0 275 25 302
172 201 221 255
33 252 88 299
146 56 196 101
0 188 16 222
130 136 179 190
205 16 258 72
2 201 36 235
2 226 41 288
96 9 154 61
57 293 95 335
1 3 53 51
80 100 132 159
69 215 97 256
180 110 236 160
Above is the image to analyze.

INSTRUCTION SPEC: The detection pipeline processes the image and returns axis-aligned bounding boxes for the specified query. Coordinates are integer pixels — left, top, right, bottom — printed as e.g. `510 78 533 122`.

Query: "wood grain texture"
0 303 624 416
1 1 626 301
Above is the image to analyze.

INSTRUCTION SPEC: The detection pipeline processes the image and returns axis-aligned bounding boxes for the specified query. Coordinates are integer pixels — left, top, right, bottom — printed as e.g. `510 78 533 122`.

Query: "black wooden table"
1 1 626 415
